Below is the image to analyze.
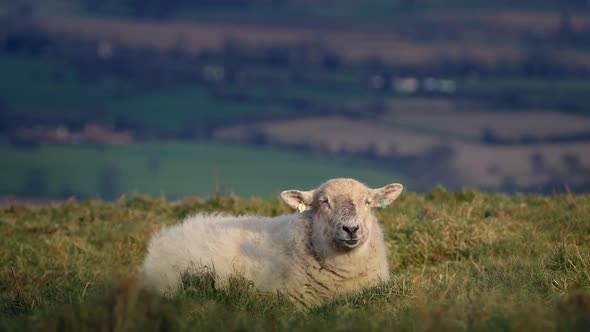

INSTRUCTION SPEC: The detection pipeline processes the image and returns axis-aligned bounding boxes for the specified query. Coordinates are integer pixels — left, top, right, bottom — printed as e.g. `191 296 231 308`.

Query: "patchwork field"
215 116 590 189
1 191 589 330
381 109 590 141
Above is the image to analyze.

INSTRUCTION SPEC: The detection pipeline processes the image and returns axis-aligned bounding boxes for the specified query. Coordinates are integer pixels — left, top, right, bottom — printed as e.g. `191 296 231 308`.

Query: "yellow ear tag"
297 201 306 213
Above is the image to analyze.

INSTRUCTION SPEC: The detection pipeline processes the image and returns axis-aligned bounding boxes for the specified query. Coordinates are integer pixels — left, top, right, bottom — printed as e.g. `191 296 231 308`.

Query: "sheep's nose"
342 225 359 237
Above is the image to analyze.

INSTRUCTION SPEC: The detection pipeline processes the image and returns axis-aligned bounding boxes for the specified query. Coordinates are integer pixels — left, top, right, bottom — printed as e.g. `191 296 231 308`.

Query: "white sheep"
140 178 403 309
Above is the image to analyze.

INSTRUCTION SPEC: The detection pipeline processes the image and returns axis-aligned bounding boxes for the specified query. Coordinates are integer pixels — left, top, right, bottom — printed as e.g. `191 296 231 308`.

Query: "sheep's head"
281 178 403 252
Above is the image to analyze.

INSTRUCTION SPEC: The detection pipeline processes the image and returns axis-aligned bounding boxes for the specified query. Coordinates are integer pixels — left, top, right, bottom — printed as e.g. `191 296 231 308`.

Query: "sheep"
140 178 403 309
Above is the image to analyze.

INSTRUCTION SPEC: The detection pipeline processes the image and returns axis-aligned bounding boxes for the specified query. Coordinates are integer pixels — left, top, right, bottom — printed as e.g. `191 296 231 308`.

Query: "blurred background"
0 0 589 201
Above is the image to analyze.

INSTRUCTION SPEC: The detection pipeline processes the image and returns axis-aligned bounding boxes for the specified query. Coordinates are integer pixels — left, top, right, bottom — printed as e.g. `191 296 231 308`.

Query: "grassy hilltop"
1 190 589 331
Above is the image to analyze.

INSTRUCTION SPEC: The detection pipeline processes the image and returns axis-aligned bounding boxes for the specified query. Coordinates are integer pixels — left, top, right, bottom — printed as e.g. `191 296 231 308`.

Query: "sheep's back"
141 213 300 295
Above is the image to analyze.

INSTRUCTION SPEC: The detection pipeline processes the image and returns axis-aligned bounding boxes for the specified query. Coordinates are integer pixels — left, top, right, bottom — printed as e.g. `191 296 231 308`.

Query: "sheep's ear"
371 183 403 208
280 190 314 211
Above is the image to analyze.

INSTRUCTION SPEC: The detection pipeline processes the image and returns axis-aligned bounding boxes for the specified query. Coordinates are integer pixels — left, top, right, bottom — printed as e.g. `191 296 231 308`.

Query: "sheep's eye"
320 198 331 208
365 198 372 206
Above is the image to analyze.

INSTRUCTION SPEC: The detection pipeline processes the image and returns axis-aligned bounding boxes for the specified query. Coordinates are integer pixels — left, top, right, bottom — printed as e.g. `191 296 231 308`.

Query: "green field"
0 55 133 118
0 141 406 200
0 55 279 131
1 190 589 330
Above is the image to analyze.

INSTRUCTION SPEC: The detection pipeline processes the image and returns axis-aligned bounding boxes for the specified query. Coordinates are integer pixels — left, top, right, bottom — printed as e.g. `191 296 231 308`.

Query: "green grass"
0 189 589 331
107 87 274 130
0 53 374 124
0 55 135 118
458 78 590 98
282 83 382 102
0 141 406 200
0 55 284 131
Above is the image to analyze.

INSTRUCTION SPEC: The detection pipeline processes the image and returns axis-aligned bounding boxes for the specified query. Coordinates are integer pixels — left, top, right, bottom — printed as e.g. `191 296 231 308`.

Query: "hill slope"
1 192 589 331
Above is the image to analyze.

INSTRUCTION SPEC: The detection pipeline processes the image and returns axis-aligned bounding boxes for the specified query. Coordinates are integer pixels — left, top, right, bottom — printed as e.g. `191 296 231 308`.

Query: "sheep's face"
281 178 403 252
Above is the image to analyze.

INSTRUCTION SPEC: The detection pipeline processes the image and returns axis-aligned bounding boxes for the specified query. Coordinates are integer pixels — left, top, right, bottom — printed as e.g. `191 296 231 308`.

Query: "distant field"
0 55 278 131
215 116 590 189
0 55 133 117
13 0 589 27
1 191 589 330
36 16 590 68
458 78 590 111
3 54 589 134
186 3 590 24
382 109 590 141
0 141 406 200
427 10 590 33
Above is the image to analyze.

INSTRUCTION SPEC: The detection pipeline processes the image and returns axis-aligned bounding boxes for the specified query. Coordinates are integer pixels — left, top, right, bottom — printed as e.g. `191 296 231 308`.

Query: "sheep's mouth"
337 238 360 249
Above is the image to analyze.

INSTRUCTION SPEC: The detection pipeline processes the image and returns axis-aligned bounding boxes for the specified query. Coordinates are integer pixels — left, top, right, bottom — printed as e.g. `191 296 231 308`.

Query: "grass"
0 55 283 131
0 53 374 125
458 77 590 110
0 141 406 200
282 83 383 102
107 87 273 130
0 188 589 331
0 55 135 118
